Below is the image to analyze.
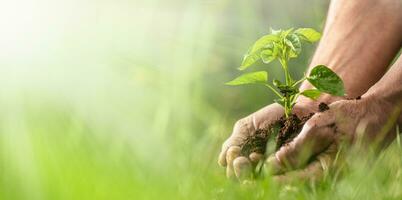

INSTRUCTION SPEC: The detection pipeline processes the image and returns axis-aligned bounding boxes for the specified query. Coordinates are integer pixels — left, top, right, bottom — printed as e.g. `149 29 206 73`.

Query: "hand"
218 102 318 180
266 96 400 182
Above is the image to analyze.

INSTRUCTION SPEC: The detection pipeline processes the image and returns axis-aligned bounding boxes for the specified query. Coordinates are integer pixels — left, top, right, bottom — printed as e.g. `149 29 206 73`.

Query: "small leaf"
250 34 279 53
270 28 282 35
285 33 301 56
239 34 279 70
260 49 275 64
301 89 322 100
295 28 321 43
239 53 261 70
274 82 299 97
226 71 268 86
272 79 282 87
239 35 281 70
271 42 279 56
307 65 345 96
288 50 298 58
280 28 294 38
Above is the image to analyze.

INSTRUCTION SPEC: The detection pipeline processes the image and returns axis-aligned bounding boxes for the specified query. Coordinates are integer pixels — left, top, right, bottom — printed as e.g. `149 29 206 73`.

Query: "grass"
0 0 401 199
1 97 401 200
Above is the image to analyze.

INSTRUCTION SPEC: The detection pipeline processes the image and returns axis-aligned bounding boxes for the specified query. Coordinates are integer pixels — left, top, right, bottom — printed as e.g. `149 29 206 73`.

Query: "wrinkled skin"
223 96 400 182
218 102 319 180
266 53 402 182
266 96 400 182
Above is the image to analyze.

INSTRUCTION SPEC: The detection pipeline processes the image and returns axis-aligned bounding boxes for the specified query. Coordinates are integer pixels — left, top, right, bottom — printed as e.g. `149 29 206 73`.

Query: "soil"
318 102 329 112
239 126 275 156
274 113 313 150
239 103 329 156
347 96 361 100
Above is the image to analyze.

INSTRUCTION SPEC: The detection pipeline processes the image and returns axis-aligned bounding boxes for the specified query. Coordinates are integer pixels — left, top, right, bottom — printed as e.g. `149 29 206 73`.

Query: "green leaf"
270 28 282 35
307 65 345 96
278 85 299 96
285 33 301 57
295 28 321 43
239 34 279 70
301 89 322 100
273 80 299 96
260 49 275 64
226 71 268 86
250 34 279 53
239 53 261 70
280 28 294 38
288 50 298 58
272 79 282 87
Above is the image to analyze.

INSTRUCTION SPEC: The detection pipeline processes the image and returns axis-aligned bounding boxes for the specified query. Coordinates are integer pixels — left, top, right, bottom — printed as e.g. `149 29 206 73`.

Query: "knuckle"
227 147 241 162
234 118 247 129
221 139 231 151
227 146 241 154
232 117 253 136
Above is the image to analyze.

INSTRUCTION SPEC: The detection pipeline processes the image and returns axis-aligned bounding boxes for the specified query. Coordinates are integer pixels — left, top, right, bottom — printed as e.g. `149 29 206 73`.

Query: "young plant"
226 28 345 118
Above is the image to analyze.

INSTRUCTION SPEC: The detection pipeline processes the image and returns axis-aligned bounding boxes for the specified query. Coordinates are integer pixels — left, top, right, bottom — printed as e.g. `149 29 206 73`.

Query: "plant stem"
264 84 283 99
284 100 289 118
292 76 306 87
290 93 300 107
279 58 293 118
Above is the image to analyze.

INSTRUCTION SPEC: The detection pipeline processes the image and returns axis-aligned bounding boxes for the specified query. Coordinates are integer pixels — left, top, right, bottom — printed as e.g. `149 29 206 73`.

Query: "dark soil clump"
347 96 362 100
240 127 272 156
275 113 313 150
239 102 334 156
318 102 329 112
239 113 313 156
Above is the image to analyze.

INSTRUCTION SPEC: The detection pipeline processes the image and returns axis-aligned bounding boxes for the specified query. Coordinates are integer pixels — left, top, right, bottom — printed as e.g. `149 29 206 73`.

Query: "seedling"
226 28 346 157
226 28 345 118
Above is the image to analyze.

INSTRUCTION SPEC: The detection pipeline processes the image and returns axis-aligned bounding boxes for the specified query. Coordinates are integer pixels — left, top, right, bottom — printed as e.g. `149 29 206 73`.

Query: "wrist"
362 86 402 126
362 81 402 109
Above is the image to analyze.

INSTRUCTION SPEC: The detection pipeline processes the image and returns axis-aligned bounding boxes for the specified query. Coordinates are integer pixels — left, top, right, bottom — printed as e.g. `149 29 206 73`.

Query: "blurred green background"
0 0 401 199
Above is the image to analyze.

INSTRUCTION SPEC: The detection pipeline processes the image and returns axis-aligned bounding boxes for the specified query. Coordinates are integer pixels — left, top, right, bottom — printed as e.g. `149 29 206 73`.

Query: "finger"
252 103 284 129
267 113 336 174
226 146 241 178
218 141 230 167
219 138 241 167
273 143 337 183
226 164 235 179
249 152 264 164
233 156 252 181
219 121 250 167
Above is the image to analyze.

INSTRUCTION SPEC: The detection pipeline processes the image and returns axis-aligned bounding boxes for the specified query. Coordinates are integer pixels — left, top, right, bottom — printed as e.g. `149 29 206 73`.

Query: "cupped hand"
266 96 400 182
218 102 317 180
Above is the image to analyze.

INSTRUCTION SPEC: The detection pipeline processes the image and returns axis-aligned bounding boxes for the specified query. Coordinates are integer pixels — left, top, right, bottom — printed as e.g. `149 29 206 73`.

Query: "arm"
298 0 402 106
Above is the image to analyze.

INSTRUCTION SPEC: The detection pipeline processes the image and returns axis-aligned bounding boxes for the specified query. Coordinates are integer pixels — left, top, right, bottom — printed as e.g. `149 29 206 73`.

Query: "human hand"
218 102 318 180
266 96 400 182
